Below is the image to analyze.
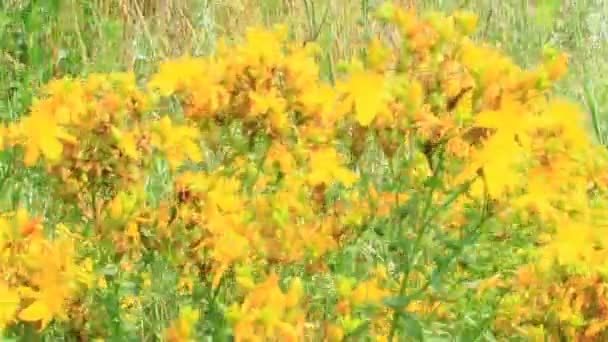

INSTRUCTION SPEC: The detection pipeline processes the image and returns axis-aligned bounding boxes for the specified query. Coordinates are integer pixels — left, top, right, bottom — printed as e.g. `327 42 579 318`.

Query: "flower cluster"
1 3 607 340
0 209 91 330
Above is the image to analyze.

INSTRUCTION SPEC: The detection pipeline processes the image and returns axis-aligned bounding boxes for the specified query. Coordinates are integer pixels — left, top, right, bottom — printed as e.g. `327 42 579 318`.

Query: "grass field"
2 1 608 341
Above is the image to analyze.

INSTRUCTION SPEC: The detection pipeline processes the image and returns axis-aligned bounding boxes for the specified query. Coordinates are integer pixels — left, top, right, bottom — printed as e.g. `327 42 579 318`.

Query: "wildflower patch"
1 3 607 340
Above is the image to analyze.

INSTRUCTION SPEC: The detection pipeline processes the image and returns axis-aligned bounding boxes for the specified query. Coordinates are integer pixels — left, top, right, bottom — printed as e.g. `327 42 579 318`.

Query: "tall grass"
2 0 608 116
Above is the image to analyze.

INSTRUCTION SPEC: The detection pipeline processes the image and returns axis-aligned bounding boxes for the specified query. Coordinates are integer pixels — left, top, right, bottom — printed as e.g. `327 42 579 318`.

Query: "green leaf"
383 293 418 309
344 320 371 339
402 312 424 341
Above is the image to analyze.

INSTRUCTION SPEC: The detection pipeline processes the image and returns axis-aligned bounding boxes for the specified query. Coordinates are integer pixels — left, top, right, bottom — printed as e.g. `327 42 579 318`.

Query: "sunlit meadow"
2 1 608 341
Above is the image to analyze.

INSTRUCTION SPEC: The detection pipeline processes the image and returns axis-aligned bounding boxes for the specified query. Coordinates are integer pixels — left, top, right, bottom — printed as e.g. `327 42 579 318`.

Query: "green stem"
388 149 445 340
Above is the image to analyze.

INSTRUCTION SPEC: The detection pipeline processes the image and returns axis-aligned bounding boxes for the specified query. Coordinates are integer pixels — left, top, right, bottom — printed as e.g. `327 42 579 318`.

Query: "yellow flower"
453 11 478 34
307 147 357 187
0 282 19 329
207 177 242 213
326 323 345 341
210 230 250 289
512 167 563 222
152 116 202 170
229 274 306 341
148 57 206 96
240 25 287 65
126 222 140 242
463 131 526 199
97 276 107 289
350 279 389 307
248 88 287 117
18 284 67 330
114 127 140 160
585 319 608 338
297 83 341 122
367 38 391 71
21 111 71 166
18 298 53 329
165 306 200 342
546 220 596 267
546 53 568 81
338 69 389 126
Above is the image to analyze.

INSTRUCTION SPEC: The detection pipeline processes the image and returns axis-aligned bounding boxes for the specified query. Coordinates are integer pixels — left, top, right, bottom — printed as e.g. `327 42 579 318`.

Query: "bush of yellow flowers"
1 2 608 340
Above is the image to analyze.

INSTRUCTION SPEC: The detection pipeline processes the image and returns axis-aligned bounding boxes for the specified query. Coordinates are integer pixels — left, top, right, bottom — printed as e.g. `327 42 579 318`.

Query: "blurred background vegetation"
1 0 607 159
